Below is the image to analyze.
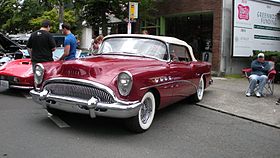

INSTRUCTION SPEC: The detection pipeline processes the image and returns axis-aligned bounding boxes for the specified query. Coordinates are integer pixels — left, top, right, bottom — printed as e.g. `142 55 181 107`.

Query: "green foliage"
139 0 158 21
0 0 77 34
0 0 19 32
79 0 158 34
80 0 128 34
0 0 158 35
252 50 280 62
29 8 76 33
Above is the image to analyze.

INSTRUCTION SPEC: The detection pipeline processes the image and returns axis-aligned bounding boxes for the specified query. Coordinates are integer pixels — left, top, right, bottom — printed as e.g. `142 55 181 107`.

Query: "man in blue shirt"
246 53 270 97
59 23 77 60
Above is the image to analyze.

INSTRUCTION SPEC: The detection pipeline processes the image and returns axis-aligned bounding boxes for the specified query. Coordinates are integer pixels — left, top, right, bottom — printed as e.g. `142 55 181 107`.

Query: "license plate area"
0 80 9 89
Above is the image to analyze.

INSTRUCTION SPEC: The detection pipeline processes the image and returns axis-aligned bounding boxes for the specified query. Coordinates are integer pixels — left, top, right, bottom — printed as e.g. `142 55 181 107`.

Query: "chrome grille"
44 83 115 103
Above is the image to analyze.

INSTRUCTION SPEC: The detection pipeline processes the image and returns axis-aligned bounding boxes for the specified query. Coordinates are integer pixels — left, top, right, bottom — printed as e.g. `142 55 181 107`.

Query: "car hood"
57 55 165 85
0 33 24 53
0 58 32 77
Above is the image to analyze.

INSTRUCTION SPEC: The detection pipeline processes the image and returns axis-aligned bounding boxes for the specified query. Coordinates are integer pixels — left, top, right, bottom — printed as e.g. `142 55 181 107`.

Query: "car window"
99 37 168 60
169 44 191 62
52 48 64 60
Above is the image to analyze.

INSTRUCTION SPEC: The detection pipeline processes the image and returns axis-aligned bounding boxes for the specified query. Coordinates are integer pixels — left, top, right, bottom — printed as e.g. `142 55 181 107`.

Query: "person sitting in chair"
246 53 270 97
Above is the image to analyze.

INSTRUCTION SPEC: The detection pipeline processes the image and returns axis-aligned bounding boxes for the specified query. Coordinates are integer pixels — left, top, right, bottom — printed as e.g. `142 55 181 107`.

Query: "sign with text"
129 2 138 20
233 0 280 57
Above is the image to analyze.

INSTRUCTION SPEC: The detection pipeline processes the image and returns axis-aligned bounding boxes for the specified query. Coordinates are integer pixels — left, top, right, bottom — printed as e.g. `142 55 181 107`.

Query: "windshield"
99 37 168 60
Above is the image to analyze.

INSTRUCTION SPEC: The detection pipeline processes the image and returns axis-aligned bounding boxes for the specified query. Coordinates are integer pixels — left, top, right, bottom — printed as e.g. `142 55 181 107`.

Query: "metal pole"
128 2 131 34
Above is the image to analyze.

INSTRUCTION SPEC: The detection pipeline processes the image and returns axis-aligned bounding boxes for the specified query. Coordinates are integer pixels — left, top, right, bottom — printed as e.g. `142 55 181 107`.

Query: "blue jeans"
248 74 268 95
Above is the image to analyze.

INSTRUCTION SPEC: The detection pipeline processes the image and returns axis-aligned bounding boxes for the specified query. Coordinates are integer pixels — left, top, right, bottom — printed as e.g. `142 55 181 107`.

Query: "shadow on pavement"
0 88 30 98
34 99 196 136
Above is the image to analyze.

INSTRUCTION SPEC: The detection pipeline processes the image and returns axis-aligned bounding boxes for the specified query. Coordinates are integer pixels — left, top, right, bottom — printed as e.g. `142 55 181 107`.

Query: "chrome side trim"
41 77 139 105
140 79 197 91
140 72 211 91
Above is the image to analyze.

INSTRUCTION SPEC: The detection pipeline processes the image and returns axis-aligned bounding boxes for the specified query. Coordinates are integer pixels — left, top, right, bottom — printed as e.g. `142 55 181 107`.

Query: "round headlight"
34 64 44 85
117 72 133 96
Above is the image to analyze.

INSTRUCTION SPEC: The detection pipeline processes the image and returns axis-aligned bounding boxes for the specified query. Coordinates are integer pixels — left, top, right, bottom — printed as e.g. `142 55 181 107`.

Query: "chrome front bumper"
10 85 33 90
30 89 142 118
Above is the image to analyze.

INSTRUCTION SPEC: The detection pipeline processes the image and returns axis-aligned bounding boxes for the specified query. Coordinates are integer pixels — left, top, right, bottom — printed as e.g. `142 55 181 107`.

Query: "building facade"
144 0 280 75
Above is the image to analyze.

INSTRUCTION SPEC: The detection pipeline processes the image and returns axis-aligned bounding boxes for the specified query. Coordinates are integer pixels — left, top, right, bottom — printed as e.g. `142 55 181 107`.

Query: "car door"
169 44 196 98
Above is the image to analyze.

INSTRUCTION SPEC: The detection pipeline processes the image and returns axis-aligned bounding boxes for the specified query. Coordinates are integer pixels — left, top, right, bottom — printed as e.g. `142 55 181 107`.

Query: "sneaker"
255 92 261 98
246 92 251 97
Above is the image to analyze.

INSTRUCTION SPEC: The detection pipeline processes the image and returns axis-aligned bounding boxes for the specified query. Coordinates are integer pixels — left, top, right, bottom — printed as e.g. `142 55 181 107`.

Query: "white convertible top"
104 34 197 61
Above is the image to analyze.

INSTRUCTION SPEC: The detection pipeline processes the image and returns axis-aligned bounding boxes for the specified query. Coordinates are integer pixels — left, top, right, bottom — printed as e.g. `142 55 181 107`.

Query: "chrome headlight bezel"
117 71 133 96
34 63 44 85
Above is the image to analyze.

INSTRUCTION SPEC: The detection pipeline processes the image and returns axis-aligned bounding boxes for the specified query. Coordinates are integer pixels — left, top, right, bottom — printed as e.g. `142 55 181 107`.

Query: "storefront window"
165 12 213 60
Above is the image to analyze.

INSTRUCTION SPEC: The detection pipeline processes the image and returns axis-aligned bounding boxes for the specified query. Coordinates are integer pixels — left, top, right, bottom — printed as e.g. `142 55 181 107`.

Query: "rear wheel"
190 76 205 102
125 92 156 133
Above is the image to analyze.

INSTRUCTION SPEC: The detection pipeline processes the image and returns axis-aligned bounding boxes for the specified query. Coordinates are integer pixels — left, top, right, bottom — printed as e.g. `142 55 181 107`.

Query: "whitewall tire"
125 92 156 133
190 76 205 102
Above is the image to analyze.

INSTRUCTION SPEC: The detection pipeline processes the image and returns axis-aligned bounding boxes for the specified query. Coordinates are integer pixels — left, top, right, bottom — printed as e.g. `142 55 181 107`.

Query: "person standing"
27 20 56 73
246 53 270 97
59 23 77 60
90 35 104 54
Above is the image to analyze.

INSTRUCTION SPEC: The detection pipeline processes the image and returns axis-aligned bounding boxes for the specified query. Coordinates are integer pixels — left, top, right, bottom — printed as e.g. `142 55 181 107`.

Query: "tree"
29 8 76 33
79 0 159 35
0 0 20 33
0 0 45 33
134 0 159 33
0 0 158 34
16 0 45 32
79 0 129 35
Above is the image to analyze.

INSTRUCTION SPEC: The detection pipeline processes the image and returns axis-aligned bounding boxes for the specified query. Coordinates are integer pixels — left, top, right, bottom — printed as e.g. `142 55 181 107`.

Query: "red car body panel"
0 48 86 89
39 55 211 109
29 34 213 126
0 58 33 88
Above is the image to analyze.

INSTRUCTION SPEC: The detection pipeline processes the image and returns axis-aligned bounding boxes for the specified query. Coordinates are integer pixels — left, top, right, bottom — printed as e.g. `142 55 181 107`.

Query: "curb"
195 103 280 129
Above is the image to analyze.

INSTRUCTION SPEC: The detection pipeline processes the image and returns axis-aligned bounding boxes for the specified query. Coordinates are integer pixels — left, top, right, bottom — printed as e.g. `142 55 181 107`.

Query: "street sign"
128 2 138 34
129 2 138 20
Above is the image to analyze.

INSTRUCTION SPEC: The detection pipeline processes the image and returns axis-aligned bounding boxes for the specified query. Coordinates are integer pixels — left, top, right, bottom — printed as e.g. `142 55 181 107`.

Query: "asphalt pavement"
0 82 279 158
199 77 280 128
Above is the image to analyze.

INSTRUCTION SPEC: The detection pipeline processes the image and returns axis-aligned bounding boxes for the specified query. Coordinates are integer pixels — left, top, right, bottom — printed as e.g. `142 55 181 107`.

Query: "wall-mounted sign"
233 0 280 57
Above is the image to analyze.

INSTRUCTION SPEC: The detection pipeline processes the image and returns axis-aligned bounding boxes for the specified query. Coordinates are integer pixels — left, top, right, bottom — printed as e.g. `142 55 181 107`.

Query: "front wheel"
125 92 156 133
190 76 205 102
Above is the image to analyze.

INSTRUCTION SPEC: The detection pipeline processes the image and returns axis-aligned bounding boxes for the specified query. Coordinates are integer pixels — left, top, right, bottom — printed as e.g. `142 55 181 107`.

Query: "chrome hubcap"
140 98 152 124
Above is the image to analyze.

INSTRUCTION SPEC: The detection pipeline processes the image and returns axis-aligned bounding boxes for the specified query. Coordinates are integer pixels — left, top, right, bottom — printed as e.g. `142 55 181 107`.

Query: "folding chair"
242 61 276 96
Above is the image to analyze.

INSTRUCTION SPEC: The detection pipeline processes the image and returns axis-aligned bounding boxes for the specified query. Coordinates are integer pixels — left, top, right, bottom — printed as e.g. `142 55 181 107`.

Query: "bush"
252 50 280 61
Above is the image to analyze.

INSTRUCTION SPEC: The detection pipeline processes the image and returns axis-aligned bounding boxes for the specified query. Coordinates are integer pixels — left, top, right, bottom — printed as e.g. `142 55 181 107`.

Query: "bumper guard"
30 89 142 118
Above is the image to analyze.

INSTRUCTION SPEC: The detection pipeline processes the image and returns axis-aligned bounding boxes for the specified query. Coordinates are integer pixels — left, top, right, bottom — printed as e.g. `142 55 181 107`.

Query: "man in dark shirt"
246 53 270 97
27 20 56 73
59 23 77 60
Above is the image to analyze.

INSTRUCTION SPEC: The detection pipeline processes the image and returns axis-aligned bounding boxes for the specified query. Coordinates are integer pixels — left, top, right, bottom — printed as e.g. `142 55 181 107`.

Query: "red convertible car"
0 48 87 89
30 34 212 132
